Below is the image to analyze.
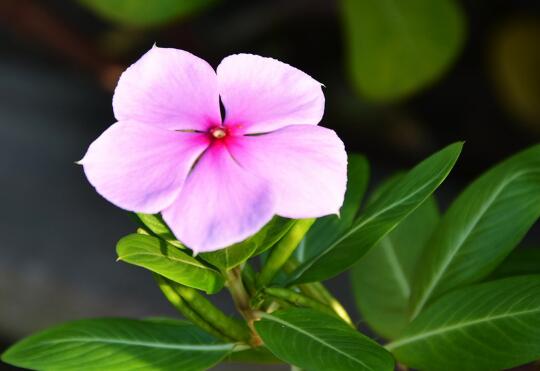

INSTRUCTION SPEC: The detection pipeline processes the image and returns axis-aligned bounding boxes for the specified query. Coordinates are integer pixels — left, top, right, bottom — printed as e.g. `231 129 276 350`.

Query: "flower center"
210 127 227 139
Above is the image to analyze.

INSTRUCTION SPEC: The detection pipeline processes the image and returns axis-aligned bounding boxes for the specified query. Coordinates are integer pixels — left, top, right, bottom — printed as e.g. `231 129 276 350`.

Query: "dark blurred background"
1 0 539 370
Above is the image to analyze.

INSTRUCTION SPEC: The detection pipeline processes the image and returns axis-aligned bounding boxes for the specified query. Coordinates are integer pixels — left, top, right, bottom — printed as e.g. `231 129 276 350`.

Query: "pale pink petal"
79 121 210 213
217 54 325 134
113 46 221 131
227 125 347 218
162 142 275 253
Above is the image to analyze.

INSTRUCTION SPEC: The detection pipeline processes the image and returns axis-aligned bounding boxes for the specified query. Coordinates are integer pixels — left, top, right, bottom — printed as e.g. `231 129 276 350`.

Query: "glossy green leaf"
297 154 370 262
200 216 295 271
225 347 281 364
488 248 540 279
133 213 184 248
410 144 540 318
255 308 394 371
342 0 465 101
352 196 439 339
1 318 234 371
117 234 224 294
388 275 540 371
79 0 217 27
289 142 462 284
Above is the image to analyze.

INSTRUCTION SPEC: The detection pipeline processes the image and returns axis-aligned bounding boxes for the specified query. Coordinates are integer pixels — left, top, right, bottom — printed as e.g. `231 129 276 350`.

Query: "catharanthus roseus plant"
3 47 540 371
78 46 347 253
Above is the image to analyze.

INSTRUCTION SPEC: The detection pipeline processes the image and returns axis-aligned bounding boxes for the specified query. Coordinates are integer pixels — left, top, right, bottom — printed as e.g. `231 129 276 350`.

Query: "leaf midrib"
412 169 536 317
260 313 372 370
118 251 212 271
16 337 234 352
381 238 410 298
386 307 540 351
292 161 451 280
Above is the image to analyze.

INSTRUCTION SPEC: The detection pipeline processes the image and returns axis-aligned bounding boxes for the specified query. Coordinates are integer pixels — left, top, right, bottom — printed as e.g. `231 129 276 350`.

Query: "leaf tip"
0 346 15 366
453 140 465 150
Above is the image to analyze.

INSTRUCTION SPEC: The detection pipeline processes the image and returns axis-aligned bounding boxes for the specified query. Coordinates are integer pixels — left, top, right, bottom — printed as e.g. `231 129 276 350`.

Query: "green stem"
136 227 150 235
174 283 251 343
226 268 252 315
241 263 256 296
283 259 354 327
265 300 281 313
226 267 262 346
263 287 337 318
257 218 315 288
155 275 234 341
155 275 251 342
311 284 354 327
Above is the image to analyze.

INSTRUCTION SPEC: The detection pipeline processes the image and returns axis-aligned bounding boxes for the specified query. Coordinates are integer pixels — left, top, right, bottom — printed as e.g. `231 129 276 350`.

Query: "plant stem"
283 259 354 327
174 283 251 343
308 283 354 327
155 275 234 341
263 287 338 318
265 300 281 313
155 275 251 342
257 218 315 288
241 263 256 296
226 267 262 346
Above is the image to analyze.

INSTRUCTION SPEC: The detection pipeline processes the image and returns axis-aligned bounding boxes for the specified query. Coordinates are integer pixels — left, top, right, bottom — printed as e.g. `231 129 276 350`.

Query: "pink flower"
80 46 347 253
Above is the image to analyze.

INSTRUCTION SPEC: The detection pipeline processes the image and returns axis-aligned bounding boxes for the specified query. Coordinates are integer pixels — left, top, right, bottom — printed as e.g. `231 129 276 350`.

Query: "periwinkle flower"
80 46 347 253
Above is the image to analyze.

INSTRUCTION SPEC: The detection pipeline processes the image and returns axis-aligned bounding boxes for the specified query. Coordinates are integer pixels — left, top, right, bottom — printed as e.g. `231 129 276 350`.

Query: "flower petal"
228 125 347 218
217 54 325 134
113 46 221 131
162 143 275 253
80 121 210 213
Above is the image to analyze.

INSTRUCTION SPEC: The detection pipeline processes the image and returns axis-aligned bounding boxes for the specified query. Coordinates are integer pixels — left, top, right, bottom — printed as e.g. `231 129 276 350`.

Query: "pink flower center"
210 127 227 139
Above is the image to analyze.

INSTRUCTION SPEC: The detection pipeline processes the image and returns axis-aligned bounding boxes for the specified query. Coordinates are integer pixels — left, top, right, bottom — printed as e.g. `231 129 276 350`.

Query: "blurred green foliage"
342 0 465 102
79 0 218 27
491 18 540 129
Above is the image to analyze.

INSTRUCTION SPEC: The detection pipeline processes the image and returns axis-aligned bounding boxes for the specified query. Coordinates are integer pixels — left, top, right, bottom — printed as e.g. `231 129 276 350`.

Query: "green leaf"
117 234 224 294
342 0 465 101
255 308 394 371
289 142 463 284
387 275 540 371
351 196 439 339
79 0 218 27
200 216 295 271
297 154 370 262
225 347 281 364
1 318 234 371
410 144 540 318
133 213 184 248
488 248 540 279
